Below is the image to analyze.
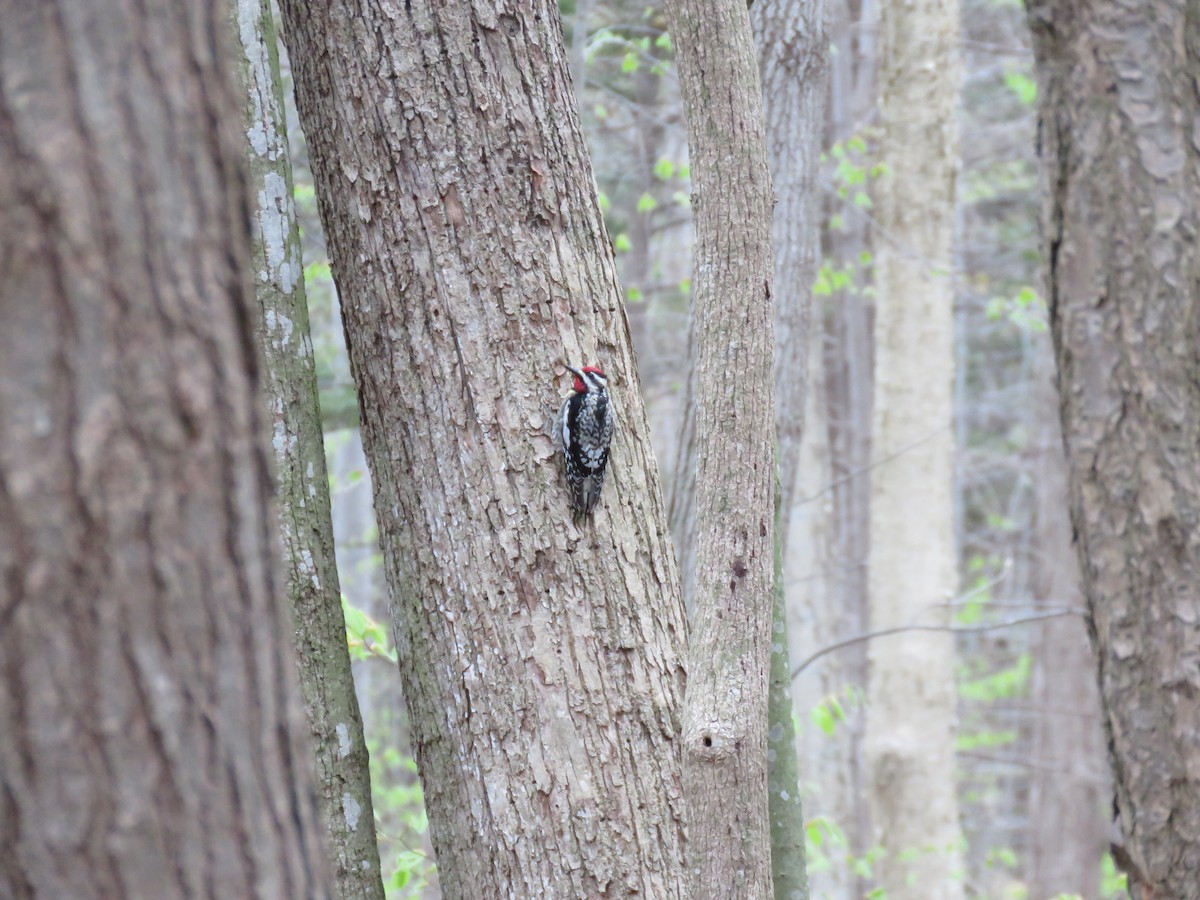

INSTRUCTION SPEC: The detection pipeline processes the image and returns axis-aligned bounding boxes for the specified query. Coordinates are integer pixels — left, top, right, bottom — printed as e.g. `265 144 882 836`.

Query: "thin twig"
790 609 1085 680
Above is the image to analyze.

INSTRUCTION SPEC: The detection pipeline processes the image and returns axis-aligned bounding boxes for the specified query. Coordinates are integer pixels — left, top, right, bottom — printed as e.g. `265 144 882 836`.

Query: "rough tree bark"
1026 0 1200 894
277 0 690 895
863 0 965 895
232 2 385 897
662 0 778 892
0 2 331 897
1026 347 1107 900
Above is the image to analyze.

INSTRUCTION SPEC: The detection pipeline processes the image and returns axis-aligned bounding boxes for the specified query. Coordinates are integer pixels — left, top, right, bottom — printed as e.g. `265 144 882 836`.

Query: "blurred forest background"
283 0 1114 896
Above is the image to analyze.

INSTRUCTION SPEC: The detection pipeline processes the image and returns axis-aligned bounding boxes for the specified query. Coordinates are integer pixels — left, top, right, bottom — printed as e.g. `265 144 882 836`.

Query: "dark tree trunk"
1027 0 1200 894
277 0 690 894
0 2 331 897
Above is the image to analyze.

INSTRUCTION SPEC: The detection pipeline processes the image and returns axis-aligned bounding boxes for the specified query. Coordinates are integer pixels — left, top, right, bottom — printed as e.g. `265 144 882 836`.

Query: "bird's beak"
564 364 584 380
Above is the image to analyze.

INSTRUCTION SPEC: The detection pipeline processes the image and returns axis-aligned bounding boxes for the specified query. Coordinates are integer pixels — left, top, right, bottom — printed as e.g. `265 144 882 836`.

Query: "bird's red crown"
571 365 606 393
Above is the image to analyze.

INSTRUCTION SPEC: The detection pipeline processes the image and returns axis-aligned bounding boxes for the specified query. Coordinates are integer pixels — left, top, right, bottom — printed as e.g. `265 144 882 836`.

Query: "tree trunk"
751 1 829 895
232 3 385 897
277 1 690 895
662 0 778 892
811 3 878 883
0 3 331 897
863 0 964 895
753 0 829 534
1026 0 1200 893
1026 347 1107 900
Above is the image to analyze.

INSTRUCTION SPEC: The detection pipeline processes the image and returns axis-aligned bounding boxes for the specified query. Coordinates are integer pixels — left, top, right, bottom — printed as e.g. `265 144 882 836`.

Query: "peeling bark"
276 0 690 894
0 2 331 897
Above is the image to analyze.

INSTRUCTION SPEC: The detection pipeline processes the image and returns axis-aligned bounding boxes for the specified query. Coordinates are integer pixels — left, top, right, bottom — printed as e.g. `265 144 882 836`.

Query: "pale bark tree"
232 2 385 897
863 0 964 895
1026 348 1108 900
0 2 331 897
662 0 778 892
1026 0 1200 894
277 0 690 895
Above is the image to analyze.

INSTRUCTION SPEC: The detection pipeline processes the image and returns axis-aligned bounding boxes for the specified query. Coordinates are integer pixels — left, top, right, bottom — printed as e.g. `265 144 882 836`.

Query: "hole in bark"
702 735 712 748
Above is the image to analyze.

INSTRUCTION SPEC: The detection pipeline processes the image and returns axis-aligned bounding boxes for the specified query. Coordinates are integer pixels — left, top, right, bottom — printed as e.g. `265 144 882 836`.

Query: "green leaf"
960 654 1031 702
813 268 832 296
655 31 672 50
597 190 610 211
1015 285 1038 307
613 233 631 252
304 261 332 285
626 286 643 303
636 192 658 213
1004 69 1038 105
653 157 676 180
621 51 638 73
811 703 836 737
956 729 1017 751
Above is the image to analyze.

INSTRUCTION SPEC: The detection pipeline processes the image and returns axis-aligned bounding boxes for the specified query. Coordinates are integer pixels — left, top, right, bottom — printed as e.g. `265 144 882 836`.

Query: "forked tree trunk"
0 3 331 897
863 0 965 895
232 2 385 896
1027 0 1200 894
277 0 690 895
663 0 779 892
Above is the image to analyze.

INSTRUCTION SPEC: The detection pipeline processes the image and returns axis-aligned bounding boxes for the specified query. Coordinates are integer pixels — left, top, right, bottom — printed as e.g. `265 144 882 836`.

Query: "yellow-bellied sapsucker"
557 364 615 521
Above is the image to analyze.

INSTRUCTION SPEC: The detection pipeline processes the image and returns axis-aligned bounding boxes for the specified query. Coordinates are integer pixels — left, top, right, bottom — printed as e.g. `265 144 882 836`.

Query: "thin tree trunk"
751 1 829 894
817 2 877 881
753 0 829 535
1026 0 1200 893
0 3 331 897
662 0 778 892
1026 346 1107 900
232 3 385 897
767 482 810 899
863 0 964 895
277 0 690 895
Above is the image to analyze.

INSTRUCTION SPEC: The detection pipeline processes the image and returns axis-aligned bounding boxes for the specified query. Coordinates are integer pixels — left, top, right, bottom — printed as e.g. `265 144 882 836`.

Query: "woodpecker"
557 364 615 521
